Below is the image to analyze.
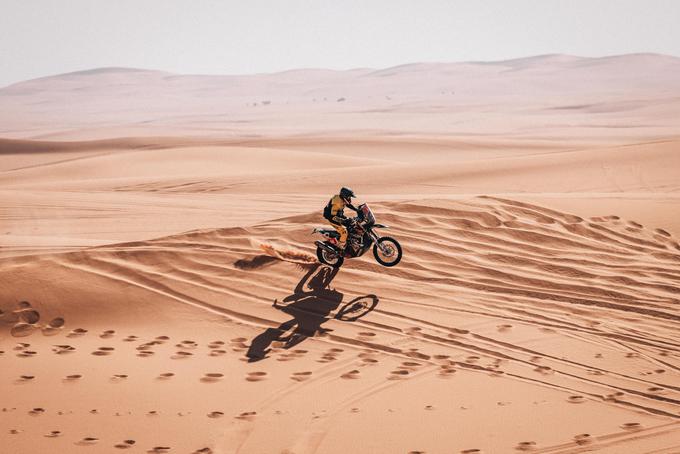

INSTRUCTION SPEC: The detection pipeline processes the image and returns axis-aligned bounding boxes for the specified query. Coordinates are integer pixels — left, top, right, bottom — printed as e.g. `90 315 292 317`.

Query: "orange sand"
1 54 680 454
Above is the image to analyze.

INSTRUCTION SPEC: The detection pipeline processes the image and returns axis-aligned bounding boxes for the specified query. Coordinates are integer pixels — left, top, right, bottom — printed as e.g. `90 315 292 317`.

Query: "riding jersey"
323 195 357 224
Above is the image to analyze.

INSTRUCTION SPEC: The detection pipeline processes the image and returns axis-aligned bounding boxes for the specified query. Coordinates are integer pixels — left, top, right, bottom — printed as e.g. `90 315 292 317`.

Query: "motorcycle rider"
323 187 359 254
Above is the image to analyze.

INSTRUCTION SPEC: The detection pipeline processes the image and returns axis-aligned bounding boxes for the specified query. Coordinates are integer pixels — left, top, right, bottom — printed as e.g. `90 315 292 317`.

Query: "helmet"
339 187 355 203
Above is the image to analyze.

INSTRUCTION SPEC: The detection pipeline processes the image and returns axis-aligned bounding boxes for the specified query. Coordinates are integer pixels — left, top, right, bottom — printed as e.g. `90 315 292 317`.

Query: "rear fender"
373 223 389 229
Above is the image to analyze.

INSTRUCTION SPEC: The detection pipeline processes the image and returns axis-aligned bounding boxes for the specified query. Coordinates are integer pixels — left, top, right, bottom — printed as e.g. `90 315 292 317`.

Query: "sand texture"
1 54 680 453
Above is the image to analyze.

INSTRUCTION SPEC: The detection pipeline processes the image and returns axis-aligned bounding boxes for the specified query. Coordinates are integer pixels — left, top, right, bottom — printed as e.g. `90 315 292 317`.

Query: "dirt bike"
313 203 403 268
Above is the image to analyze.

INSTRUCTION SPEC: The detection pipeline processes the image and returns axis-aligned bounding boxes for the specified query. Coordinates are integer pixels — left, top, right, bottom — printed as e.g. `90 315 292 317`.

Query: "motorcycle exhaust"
315 240 338 255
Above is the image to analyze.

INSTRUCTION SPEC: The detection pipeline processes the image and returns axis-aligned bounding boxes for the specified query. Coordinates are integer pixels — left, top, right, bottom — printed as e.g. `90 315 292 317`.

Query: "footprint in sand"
18 375 35 382
433 354 450 361
438 365 456 378
157 373 175 380
465 356 480 364
277 353 295 362
573 434 592 445
192 449 213 454
357 332 377 340
138 341 161 350
341 370 361 379
99 330 116 339
497 324 513 332
647 387 665 394
209 349 227 357
246 371 267 382
171 351 192 359
235 411 257 421
111 374 128 382
277 349 307 362
44 430 62 438
42 318 66 336
654 228 671 237
207 411 224 419
11 323 37 337
230 343 248 352
122 335 139 342
148 447 171 453
388 369 410 380
567 395 586 404
229 338 248 352
92 347 115 356
67 328 88 338
208 341 225 348
399 361 422 371
64 374 82 382
14 303 40 324
534 366 553 375
604 391 625 401
176 340 198 349
114 440 136 449
621 422 642 430
138 350 155 358
16 349 37 358
201 373 224 383
461 450 482 454
625 352 640 358
52 344 75 354
406 350 431 360
76 437 99 445
318 349 341 363
515 441 536 451
291 371 313 382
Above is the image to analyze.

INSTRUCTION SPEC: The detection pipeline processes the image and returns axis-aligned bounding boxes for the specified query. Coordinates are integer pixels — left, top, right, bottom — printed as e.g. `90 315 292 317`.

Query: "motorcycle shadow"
246 264 379 362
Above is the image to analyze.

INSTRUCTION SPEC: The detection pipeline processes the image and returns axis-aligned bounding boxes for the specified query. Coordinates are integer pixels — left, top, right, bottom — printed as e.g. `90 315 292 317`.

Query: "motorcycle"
313 203 403 268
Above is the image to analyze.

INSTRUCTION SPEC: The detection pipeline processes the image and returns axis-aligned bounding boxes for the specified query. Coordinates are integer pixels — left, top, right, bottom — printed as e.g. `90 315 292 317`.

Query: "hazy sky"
1 0 679 87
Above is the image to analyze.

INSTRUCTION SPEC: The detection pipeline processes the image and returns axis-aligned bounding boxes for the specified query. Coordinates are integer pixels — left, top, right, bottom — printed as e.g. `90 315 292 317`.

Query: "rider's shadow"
246 264 378 362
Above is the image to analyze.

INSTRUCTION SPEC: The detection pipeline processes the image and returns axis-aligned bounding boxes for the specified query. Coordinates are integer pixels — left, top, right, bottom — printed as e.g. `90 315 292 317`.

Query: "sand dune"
2 53 680 141
1 54 680 453
2 198 680 453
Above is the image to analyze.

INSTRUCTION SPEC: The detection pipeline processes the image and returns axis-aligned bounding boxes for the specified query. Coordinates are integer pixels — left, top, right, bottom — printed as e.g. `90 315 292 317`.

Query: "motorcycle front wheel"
317 245 344 268
373 237 402 267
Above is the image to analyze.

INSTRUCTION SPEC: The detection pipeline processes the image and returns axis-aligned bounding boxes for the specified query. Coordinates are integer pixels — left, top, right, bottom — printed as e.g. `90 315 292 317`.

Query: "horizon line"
4 51 680 89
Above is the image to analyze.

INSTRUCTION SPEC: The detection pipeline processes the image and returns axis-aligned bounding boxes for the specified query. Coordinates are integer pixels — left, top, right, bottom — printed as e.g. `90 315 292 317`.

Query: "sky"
1 0 679 87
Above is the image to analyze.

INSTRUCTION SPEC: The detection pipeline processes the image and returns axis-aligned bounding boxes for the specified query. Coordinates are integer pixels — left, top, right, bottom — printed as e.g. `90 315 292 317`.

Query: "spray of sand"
253 240 318 266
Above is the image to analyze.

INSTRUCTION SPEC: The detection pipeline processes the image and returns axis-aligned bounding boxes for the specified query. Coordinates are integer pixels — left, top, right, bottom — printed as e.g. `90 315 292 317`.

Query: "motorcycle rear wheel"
372 237 402 267
317 246 344 268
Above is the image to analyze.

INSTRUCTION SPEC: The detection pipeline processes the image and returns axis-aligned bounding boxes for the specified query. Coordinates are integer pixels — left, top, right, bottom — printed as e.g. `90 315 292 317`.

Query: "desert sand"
1 54 680 453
